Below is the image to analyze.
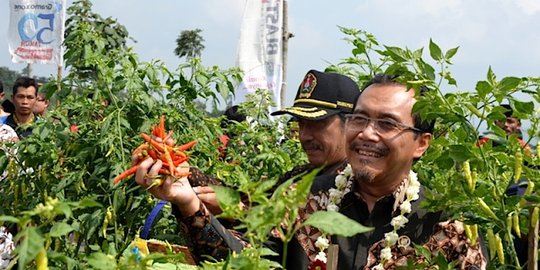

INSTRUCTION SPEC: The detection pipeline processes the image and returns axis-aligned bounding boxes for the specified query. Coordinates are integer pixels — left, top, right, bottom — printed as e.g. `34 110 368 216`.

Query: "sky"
2 0 540 108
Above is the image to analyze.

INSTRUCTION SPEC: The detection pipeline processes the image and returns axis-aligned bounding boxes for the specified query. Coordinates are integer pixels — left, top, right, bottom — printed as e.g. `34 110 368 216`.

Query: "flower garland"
310 164 353 270
373 170 420 270
309 166 420 270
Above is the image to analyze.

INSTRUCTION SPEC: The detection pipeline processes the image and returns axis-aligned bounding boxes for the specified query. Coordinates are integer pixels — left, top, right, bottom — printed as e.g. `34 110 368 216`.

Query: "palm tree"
174 29 205 60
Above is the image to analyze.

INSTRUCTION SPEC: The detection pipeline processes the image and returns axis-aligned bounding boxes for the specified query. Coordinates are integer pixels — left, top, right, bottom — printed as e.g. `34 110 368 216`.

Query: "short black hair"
12 77 38 96
360 74 435 134
501 104 515 118
2 100 15 114
224 105 246 123
0 80 3 94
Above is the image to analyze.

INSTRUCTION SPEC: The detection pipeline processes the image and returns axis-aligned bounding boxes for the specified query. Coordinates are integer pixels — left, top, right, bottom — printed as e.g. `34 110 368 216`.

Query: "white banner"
8 0 66 65
234 0 283 109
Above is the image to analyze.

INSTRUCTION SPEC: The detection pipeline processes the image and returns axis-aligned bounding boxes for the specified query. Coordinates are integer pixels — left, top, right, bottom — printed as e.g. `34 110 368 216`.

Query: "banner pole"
26 63 32 77
280 0 292 110
56 65 62 92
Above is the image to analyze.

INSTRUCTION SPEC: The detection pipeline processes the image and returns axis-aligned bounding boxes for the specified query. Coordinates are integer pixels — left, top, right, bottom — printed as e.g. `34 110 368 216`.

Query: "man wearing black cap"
192 70 361 214
272 70 361 184
269 70 361 268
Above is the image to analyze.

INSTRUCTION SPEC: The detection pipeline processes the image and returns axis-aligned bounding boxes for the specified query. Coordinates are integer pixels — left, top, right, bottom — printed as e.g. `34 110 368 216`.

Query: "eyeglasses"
345 114 422 136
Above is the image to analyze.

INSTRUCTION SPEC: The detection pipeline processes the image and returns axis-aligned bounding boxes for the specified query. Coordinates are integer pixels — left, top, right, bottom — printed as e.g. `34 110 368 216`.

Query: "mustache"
302 140 323 151
349 141 389 156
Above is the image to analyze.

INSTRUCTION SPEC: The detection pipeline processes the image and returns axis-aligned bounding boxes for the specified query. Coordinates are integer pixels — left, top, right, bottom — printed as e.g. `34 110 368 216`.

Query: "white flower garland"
313 166 421 270
313 164 353 264
375 170 420 269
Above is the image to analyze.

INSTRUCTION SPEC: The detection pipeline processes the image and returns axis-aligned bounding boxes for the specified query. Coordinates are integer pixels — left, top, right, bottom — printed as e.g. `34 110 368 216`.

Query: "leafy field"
1 1 539 269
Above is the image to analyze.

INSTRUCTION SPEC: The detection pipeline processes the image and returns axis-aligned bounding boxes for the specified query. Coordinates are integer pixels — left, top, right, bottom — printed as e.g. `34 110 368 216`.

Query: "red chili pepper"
147 149 158 159
161 149 175 176
164 130 174 142
113 164 140 184
173 156 189 167
172 149 187 158
132 143 149 155
141 133 167 153
69 124 79 133
175 140 197 151
158 115 165 139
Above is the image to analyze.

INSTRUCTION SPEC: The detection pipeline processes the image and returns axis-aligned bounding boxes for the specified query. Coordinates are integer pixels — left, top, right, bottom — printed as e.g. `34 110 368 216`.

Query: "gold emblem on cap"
298 73 317 99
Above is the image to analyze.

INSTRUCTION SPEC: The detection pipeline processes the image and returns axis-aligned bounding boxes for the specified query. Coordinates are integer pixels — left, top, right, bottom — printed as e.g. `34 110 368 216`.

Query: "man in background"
478 104 530 151
5 76 39 138
33 91 49 117
0 81 11 123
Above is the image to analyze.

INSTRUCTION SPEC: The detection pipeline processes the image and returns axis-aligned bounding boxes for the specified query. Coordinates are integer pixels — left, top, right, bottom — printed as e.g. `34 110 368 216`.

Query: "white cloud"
516 0 540 15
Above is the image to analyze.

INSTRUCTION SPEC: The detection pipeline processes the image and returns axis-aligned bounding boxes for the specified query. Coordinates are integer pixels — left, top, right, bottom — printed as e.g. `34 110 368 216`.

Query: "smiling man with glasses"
331 74 488 269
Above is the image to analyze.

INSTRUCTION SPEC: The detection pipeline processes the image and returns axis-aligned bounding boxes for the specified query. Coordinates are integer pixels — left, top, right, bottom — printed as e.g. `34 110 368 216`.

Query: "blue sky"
2 0 540 106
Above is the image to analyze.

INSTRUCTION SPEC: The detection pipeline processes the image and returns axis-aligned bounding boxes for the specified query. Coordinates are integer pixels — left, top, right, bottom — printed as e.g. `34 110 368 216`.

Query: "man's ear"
413 133 432 158
0 92 5 100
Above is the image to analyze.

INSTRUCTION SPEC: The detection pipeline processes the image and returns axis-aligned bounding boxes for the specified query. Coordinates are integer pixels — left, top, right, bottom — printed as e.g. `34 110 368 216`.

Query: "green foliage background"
0 1 539 270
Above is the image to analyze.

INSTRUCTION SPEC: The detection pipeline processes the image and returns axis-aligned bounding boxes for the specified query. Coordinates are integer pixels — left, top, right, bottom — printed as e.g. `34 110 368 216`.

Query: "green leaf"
47 250 77 269
257 247 279 257
434 155 455 170
384 46 407 62
213 185 242 215
412 48 423 59
195 74 209 86
86 252 117 270
0 215 19 223
77 198 103 208
293 167 320 204
511 100 534 115
15 227 44 269
444 46 459 60
414 243 432 260
55 202 73 219
352 40 366 56
448 144 474 162
486 66 496 84
441 71 457 86
49 222 74 237
522 194 540 203
304 211 373 236
429 39 442 61
434 251 450 268
475 81 492 99
498 76 521 92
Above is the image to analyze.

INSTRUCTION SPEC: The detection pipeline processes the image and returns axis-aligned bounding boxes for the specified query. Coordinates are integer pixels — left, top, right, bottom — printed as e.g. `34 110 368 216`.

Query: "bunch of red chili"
113 115 197 185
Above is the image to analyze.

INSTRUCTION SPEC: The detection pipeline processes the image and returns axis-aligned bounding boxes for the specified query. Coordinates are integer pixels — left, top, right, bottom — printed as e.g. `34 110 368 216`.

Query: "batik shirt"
174 167 488 269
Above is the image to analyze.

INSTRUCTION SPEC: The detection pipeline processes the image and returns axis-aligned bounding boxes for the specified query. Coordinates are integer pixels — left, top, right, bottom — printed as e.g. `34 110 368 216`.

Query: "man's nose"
299 124 317 140
357 122 379 141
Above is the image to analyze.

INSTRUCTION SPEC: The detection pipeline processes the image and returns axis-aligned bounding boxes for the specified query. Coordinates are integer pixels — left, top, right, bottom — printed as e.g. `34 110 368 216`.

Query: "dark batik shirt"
174 166 488 269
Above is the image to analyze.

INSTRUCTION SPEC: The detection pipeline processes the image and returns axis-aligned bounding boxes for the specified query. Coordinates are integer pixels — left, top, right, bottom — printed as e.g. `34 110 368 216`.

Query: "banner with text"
234 0 283 109
8 0 66 65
